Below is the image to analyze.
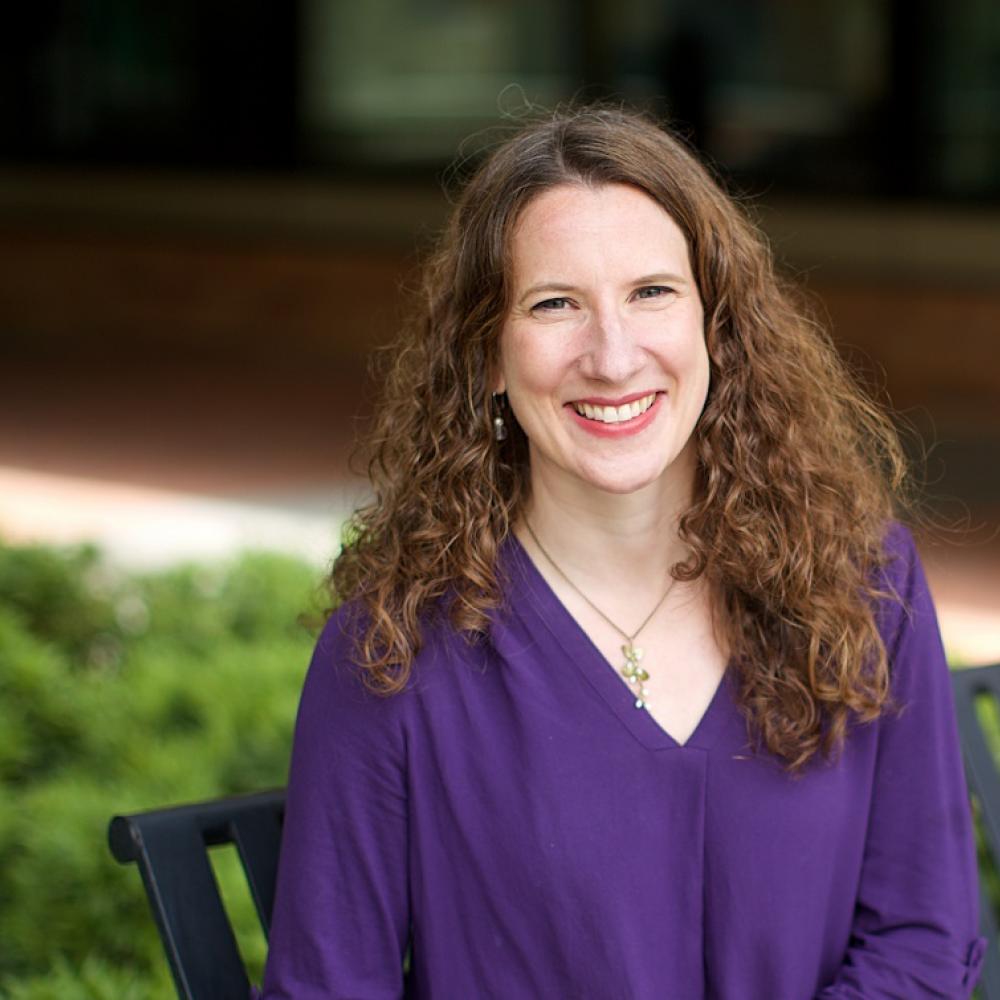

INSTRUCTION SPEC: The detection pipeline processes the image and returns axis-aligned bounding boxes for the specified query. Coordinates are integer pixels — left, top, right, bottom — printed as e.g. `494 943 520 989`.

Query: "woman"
261 106 985 998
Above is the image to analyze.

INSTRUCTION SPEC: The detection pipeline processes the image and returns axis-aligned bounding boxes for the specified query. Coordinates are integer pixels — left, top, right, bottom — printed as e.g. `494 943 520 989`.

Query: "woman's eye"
532 297 572 312
635 285 673 300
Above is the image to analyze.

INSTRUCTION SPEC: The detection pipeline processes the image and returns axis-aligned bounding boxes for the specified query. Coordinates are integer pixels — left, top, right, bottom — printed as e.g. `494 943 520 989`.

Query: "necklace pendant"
620 643 649 679
621 643 644 662
620 642 650 708
620 642 639 679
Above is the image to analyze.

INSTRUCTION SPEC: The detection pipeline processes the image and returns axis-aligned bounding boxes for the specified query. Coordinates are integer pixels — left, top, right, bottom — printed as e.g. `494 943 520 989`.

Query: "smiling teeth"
572 393 657 423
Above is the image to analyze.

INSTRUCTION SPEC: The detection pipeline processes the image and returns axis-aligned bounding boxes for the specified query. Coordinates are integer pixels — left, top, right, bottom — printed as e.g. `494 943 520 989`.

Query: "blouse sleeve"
815 526 986 999
259 608 410 1000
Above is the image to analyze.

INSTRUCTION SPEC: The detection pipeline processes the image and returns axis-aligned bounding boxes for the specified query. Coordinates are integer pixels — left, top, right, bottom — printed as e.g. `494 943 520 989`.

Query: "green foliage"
0 540 325 997
2 954 171 1000
0 543 120 667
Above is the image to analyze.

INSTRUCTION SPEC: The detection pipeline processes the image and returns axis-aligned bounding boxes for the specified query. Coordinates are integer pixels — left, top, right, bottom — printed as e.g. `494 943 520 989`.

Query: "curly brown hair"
331 104 909 773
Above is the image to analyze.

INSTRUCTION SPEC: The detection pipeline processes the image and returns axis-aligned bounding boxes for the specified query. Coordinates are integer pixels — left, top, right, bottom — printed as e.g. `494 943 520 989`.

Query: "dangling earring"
492 392 508 442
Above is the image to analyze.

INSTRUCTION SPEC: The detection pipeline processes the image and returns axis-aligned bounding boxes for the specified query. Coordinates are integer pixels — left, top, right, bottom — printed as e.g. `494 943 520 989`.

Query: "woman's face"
496 182 709 498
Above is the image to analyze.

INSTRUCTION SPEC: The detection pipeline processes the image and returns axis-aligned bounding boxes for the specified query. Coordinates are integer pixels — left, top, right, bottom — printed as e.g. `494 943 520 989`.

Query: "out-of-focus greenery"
0 539 326 999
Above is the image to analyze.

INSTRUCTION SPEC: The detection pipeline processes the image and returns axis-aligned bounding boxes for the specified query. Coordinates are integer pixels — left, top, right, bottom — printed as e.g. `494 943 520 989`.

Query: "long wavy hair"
331 105 909 772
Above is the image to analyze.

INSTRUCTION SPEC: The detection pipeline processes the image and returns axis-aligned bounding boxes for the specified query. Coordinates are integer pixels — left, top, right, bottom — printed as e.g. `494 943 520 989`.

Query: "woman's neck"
515 445 697 596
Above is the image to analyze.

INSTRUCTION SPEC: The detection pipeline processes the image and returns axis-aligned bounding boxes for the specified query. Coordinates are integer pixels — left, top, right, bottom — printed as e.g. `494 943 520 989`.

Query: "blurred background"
1 1 999 996
3 0 1000 631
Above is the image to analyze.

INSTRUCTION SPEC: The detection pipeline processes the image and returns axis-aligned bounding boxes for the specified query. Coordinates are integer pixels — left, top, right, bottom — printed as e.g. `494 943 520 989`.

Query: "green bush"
2 954 168 1000
0 540 326 997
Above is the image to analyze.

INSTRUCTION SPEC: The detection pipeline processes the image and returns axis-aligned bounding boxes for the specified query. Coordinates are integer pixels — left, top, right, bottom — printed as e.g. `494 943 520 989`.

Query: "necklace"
523 520 678 710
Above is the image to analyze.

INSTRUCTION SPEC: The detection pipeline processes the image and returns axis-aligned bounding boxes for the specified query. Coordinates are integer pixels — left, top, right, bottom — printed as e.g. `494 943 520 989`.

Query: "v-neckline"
502 531 732 752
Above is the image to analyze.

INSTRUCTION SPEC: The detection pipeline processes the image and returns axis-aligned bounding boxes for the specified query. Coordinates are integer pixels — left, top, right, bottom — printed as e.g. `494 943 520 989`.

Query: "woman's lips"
566 392 663 438
571 392 657 423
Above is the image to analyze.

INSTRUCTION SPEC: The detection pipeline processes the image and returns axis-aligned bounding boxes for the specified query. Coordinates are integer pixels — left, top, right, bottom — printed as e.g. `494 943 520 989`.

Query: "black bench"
108 788 284 1000
952 662 1000 999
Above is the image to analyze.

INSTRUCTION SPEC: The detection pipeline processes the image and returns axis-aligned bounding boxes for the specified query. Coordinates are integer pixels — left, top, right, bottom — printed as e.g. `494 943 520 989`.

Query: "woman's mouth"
571 392 657 424
566 392 663 439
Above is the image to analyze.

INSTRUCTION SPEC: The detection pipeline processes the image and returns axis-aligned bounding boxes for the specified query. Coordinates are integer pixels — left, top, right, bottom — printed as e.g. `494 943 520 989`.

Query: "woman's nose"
580 308 644 383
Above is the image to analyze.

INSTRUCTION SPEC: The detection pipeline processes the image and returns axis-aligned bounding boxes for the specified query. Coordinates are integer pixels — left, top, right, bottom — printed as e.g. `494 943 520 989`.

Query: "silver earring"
492 392 508 442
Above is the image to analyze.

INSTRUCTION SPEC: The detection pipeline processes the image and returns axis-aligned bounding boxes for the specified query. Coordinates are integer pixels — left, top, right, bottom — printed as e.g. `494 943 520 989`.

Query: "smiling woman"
259 106 985 999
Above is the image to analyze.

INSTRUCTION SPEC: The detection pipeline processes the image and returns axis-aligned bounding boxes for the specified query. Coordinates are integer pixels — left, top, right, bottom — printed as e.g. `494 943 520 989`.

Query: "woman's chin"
575 465 670 497
575 449 696 498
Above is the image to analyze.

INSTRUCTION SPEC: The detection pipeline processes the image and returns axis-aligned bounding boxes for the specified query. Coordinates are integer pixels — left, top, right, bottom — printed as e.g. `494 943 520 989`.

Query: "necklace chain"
523 520 677 710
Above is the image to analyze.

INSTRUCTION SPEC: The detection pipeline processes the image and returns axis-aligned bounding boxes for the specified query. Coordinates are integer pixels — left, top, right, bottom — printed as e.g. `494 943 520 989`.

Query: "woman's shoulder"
296 603 392 729
304 596 486 715
880 518 918 569
873 520 928 621
869 520 952 701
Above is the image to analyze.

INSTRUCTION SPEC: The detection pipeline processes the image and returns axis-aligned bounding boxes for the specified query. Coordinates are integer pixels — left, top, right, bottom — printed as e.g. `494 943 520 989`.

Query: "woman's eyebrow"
632 271 689 286
517 282 578 305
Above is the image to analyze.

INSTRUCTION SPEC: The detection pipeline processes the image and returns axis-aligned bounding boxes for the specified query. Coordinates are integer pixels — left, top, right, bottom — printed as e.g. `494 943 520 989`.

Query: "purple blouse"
260 525 985 998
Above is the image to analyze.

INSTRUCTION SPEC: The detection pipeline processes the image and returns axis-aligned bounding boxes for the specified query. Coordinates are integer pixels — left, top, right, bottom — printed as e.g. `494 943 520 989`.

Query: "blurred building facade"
6 1 1000 198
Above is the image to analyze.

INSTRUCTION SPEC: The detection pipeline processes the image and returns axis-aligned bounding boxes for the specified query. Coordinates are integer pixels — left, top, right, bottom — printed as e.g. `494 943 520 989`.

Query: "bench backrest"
108 788 284 1000
952 662 1000 999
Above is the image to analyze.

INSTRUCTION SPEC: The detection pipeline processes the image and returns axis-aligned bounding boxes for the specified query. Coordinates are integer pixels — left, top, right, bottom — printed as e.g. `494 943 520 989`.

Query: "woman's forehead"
508 183 693 282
